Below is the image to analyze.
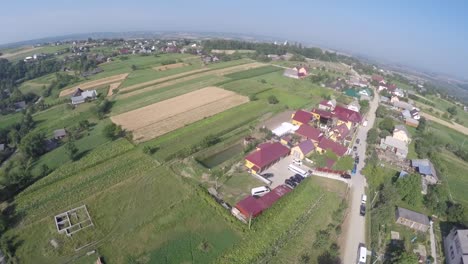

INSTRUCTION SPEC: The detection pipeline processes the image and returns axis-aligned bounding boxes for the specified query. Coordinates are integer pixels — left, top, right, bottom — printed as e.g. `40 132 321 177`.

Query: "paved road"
341 92 380 264
429 221 438 264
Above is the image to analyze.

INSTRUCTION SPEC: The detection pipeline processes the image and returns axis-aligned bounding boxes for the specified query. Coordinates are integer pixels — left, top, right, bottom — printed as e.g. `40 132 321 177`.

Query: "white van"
361 194 367 204
288 164 308 177
358 245 367 264
251 186 270 196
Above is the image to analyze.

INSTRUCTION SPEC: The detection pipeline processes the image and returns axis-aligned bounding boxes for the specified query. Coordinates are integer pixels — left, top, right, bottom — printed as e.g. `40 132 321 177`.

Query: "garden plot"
59 73 128 97
111 87 248 142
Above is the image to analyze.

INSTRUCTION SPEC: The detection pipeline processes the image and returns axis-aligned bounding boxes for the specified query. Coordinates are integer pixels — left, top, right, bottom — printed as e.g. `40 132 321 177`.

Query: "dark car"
353 146 357 151
355 156 360 164
262 173 274 178
294 174 304 182
360 204 366 216
289 176 300 184
341 173 351 179
285 179 296 188
356 138 360 144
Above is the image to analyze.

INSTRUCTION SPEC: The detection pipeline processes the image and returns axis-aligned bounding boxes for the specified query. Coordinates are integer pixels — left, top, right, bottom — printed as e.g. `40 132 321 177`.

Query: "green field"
439 151 468 207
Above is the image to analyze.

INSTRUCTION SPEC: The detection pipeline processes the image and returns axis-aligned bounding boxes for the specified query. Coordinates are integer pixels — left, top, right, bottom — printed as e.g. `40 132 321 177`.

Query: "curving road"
341 91 379 264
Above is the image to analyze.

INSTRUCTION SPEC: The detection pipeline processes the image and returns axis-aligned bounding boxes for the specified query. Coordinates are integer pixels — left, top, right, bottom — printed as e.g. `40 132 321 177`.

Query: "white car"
293 158 302 166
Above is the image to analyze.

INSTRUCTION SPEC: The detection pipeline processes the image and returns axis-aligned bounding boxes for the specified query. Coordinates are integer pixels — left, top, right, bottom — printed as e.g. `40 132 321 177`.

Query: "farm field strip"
422 112 468 135
152 62 188 71
111 87 248 142
59 73 129 97
107 82 122 96
118 62 265 99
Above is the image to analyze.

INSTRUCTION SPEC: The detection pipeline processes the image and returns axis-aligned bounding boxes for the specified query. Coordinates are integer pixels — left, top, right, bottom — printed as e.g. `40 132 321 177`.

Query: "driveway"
262 155 308 188
341 91 380 263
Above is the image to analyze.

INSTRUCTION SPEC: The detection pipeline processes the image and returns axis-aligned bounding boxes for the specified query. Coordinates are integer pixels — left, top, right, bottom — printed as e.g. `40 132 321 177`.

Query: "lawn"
427 121 468 152
7 148 241 263
218 172 265 205
438 151 468 207
0 112 23 129
217 177 347 264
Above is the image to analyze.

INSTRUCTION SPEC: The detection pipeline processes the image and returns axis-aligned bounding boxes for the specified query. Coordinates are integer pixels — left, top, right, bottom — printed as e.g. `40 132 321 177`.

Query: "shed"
395 207 430 232
54 128 67 139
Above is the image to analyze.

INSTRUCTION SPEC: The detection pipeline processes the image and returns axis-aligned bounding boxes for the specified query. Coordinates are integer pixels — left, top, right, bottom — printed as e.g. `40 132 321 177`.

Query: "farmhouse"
291 110 313 126
393 125 411 144
71 88 97 105
411 159 438 184
234 185 292 219
295 124 323 143
283 66 308 79
291 139 315 160
332 106 362 126
245 142 290 173
53 128 67 140
330 123 350 142
317 137 348 157
444 228 468 264
380 136 408 159
395 207 430 232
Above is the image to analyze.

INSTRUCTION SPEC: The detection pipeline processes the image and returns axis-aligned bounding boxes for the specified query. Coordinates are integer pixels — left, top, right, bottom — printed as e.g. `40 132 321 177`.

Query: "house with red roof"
372 74 385 83
311 108 333 127
291 110 312 126
295 124 323 143
330 123 350 142
332 105 362 127
245 142 290 173
235 185 292 219
291 139 315 160
318 99 337 111
316 137 348 157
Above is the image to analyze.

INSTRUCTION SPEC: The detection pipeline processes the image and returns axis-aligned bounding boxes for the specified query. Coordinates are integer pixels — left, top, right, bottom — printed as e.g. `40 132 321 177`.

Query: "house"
380 136 408 159
405 117 419 127
283 68 300 79
272 122 299 137
330 123 350 142
444 228 468 264
395 207 430 232
318 99 336 111
393 125 411 145
296 66 308 77
401 109 412 119
349 76 368 88
394 88 405 97
280 136 294 147
347 100 360 112
245 142 290 173
291 110 312 126
53 129 67 140
235 185 292 219
317 138 348 157
380 96 390 104
393 101 414 111
358 88 372 97
291 140 315 160
372 74 384 83
411 159 438 184
295 124 323 143
344 88 360 99
332 106 362 126
71 89 97 105
14 101 26 112
311 108 333 124
390 96 399 104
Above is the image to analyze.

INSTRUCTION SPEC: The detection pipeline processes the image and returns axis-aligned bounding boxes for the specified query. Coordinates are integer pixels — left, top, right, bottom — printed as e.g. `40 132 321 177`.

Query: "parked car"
340 173 351 179
262 173 274 178
356 138 360 144
293 158 302 166
285 179 296 188
294 174 304 182
361 194 367 204
360 204 366 216
353 146 357 151
289 176 300 184
251 186 270 196
355 156 360 164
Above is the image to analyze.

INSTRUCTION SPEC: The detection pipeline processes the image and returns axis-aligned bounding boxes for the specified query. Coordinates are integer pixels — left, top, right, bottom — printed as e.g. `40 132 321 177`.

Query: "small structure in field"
395 207 430 232
54 205 93 236
71 88 97 105
53 128 67 140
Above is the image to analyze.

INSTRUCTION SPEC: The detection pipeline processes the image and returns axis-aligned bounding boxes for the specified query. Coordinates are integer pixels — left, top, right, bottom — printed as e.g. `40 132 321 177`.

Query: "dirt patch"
421 112 468 136
153 63 188 71
0 47 41 59
118 62 265 99
111 87 248 142
107 82 122 97
260 110 295 130
59 73 129 97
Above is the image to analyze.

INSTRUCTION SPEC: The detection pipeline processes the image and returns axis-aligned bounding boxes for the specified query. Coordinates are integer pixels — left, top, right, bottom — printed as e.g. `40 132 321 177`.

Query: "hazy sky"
1 0 467 78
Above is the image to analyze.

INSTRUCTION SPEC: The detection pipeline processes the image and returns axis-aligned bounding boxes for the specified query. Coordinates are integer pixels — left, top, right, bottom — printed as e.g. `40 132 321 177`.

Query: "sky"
1 0 467 79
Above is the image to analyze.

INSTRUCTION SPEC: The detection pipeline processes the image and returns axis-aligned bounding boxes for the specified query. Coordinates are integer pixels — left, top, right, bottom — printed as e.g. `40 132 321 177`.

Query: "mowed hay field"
111 87 248 142
153 62 188 71
58 73 129 97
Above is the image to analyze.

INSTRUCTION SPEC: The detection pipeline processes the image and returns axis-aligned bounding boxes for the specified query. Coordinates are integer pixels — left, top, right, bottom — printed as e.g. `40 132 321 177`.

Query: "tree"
267 95 279 104
378 117 394 133
19 132 46 158
391 252 419 264
395 174 422 206
447 106 458 116
8 129 20 147
376 105 388 118
65 141 79 161
103 123 123 140
359 100 370 113
379 130 391 139
367 128 379 144
447 203 465 223
131 65 137 71
416 117 426 133
249 94 258 101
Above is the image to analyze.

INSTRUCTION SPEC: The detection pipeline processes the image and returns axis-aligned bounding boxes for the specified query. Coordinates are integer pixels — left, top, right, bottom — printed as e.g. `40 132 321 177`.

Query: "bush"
267 95 279 104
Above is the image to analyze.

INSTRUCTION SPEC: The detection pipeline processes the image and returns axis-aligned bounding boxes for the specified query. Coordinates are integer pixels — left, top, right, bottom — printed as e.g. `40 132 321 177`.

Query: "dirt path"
0 47 41 59
118 62 265 99
59 73 129 97
421 112 468 135
107 82 122 97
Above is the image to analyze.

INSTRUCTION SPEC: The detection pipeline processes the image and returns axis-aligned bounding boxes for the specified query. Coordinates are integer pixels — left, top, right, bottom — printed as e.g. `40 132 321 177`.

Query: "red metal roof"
298 139 315 154
312 108 333 119
292 110 312 124
318 137 348 156
235 185 292 218
245 142 290 169
334 123 350 138
332 106 362 123
372 74 384 82
295 124 322 141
